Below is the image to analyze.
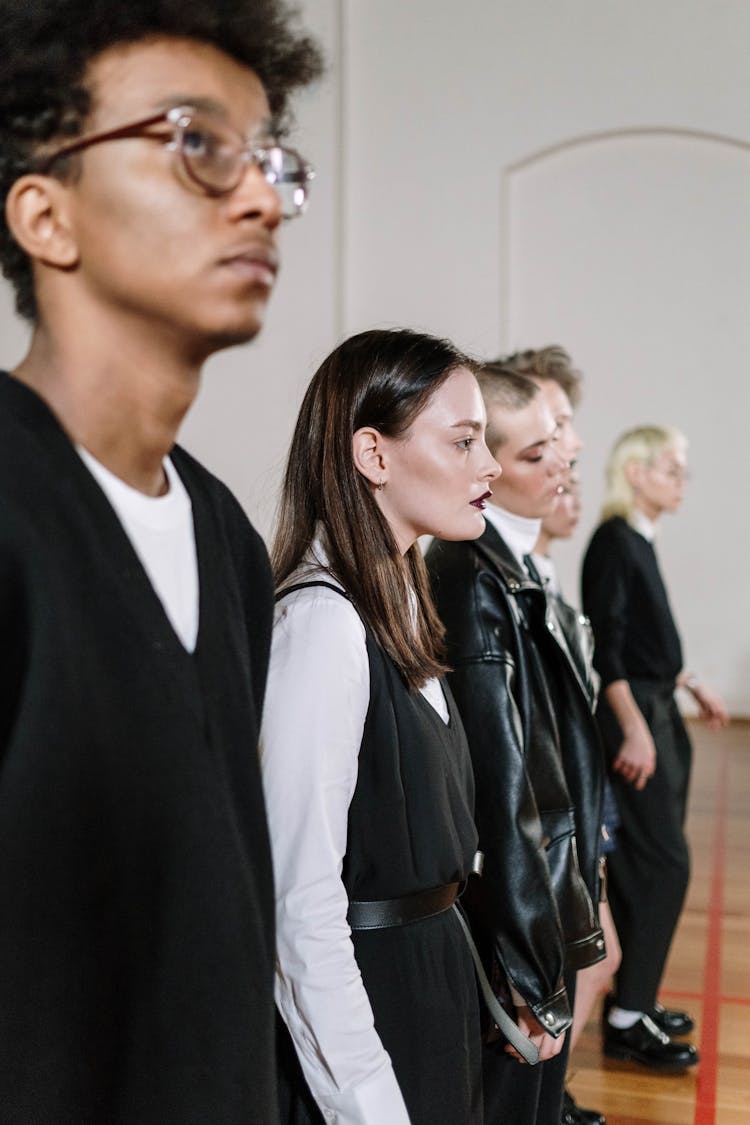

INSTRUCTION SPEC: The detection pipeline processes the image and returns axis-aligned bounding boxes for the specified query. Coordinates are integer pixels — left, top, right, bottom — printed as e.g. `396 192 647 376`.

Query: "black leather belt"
347 880 541 1065
347 882 459 930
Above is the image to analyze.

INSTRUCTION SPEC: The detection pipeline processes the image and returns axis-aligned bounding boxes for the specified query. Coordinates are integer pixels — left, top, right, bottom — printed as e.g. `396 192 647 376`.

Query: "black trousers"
276 909 482 1124
597 680 692 1012
481 972 574 1125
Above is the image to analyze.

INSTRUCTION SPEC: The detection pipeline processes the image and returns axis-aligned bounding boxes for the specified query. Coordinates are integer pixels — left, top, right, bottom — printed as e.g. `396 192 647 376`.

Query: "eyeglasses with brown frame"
38 104 314 219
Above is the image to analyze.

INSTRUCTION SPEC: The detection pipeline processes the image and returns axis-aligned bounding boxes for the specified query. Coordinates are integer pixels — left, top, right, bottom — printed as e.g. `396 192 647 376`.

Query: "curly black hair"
0 0 324 321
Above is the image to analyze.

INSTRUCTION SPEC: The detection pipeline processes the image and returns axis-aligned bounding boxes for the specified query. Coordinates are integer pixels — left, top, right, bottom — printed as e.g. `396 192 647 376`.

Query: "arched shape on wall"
499 125 750 347
499 125 750 710
507 125 750 173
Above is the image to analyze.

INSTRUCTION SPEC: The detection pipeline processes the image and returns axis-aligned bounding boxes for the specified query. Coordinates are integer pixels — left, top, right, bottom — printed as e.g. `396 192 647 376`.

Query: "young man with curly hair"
0 3 321 1121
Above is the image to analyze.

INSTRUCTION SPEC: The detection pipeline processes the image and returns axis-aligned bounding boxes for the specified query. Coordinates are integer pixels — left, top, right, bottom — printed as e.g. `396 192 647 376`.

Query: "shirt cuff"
314 1061 411 1125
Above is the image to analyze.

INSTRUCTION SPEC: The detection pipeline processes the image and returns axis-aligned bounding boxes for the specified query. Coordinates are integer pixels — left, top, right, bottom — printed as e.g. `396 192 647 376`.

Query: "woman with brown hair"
261 328 500 1124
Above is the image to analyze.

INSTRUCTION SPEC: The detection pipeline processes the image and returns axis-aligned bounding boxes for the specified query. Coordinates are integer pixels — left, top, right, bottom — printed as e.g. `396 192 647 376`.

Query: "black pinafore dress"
276 584 482 1124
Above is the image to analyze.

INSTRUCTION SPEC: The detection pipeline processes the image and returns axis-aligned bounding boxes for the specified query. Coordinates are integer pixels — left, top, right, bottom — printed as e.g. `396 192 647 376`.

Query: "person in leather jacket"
426 365 605 1125
521 346 613 1125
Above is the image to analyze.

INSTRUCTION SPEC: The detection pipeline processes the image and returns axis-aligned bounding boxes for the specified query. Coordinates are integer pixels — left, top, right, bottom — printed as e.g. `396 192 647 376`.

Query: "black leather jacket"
426 525 605 1036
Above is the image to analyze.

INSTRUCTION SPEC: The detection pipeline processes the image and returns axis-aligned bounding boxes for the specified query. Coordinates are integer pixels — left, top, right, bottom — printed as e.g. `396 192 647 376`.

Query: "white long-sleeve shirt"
260 571 447 1124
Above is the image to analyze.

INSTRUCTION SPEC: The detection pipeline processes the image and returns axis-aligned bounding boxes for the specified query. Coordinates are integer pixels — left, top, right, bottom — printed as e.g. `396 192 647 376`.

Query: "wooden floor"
568 721 750 1125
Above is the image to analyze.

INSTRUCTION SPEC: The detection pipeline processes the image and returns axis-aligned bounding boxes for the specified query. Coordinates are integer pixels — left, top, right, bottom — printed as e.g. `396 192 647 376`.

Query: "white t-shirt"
78 448 199 652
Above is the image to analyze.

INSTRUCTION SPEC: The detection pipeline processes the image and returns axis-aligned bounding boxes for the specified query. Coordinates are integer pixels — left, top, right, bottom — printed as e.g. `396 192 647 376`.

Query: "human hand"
689 682 730 730
504 1006 565 1063
612 725 656 790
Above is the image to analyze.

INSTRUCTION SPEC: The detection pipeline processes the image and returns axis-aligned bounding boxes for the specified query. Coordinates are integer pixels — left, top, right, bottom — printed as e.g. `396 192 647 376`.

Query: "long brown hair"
273 327 474 689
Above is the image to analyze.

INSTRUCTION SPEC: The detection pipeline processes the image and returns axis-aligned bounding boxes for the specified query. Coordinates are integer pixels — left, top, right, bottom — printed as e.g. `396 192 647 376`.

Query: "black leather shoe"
603 1014 699 1070
648 1002 695 1036
561 1088 606 1124
602 991 695 1037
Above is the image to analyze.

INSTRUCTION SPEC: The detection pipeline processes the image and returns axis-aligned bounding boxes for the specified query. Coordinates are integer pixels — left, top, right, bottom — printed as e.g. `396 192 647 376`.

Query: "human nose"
548 445 568 475
563 423 583 462
482 442 502 481
226 161 283 229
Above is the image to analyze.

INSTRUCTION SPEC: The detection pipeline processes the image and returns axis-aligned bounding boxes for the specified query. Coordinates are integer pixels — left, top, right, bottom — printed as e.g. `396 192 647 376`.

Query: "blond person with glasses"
582 427 728 1072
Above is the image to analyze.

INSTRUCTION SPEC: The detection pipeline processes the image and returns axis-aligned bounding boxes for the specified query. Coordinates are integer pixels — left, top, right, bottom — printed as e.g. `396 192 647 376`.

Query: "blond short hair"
602 425 688 521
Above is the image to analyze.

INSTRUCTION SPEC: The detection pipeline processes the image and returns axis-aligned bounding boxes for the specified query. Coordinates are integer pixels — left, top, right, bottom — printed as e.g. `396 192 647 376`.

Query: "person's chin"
204 302 268 351
440 510 489 543
464 514 489 541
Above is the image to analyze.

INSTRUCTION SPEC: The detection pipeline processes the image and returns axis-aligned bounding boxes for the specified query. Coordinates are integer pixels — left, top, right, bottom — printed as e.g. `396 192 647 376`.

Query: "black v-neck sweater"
0 371 278 1123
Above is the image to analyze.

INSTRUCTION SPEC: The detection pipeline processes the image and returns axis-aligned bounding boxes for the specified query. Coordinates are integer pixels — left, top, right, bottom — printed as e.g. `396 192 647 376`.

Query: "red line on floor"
663 989 750 1006
692 744 731 1125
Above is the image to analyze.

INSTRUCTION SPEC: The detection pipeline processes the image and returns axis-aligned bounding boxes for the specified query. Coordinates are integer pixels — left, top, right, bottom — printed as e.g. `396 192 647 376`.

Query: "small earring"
377 480 385 491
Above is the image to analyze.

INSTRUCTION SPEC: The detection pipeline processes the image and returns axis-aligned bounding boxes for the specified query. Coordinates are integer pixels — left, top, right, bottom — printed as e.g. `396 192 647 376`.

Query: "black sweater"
0 372 278 1123
581 516 683 688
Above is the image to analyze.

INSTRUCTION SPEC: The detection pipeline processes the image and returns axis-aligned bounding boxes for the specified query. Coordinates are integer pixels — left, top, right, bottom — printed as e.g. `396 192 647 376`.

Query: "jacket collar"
475 520 593 704
473 521 541 593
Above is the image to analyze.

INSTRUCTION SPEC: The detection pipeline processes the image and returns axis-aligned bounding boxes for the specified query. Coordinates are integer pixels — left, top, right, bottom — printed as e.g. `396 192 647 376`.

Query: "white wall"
341 0 750 715
507 131 750 709
2 0 749 712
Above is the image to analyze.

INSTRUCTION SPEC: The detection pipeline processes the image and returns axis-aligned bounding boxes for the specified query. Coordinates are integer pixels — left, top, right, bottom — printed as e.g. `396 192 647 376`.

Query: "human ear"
624 459 645 491
5 175 80 269
352 426 388 487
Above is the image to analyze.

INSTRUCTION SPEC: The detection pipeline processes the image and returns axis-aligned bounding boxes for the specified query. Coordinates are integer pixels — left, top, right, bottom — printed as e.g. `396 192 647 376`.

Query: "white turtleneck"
483 504 542 571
